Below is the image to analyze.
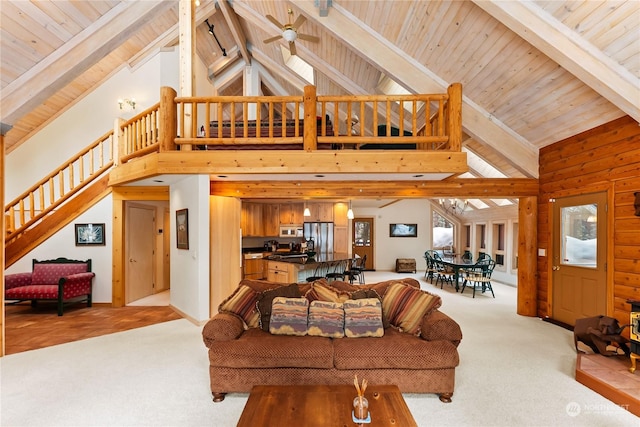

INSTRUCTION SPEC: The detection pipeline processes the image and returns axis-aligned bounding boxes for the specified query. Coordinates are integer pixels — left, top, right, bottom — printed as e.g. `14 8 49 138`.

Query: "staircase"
5 131 115 267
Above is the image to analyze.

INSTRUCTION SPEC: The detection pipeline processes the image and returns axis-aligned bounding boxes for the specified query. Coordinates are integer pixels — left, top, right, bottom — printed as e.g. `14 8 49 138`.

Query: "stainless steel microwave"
279 226 303 238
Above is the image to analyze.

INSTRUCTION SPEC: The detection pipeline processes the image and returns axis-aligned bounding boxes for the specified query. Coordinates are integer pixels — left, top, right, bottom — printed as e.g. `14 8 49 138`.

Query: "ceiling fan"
263 8 319 56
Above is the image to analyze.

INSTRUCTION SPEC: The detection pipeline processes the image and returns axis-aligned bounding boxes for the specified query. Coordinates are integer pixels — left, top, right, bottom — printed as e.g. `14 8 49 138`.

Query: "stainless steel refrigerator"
303 222 334 255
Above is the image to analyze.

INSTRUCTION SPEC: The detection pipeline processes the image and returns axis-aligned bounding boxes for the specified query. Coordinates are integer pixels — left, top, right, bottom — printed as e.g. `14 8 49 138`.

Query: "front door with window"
352 217 374 270
551 192 607 326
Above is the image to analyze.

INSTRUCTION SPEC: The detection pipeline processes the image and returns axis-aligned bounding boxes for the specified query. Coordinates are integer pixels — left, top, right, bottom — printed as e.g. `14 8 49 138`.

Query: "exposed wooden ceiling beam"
216 0 251 65
473 0 640 124
292 1 539 178
0 0 176 126
210 178 539 199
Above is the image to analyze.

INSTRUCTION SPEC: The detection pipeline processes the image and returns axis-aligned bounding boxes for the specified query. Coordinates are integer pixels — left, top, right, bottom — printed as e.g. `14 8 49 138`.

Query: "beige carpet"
1 271 638 426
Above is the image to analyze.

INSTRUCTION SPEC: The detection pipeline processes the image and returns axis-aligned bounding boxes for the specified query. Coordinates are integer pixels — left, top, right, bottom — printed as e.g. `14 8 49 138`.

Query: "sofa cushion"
308 300 344 338
5 285 59 300
334 327 459 370
349 288 389 328
382 282 442 335
257 283 302 332
269 297 309 336
305 282 351 303
209 328 334 369
344 298 384 338
218 284 260 328
31 263 88 285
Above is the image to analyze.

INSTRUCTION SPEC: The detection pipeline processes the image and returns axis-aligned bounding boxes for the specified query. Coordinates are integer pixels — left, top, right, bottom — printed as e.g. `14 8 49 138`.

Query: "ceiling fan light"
282 28 297 42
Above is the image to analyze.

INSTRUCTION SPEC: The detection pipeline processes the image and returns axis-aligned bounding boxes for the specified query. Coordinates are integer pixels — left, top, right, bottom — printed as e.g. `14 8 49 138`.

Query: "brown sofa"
202 278 462 403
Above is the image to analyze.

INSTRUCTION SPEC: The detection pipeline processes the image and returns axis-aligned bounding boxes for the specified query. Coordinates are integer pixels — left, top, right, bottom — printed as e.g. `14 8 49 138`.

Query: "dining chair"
345 255 366 284
461 259 496 298
434 258 456 289
423 251 438 283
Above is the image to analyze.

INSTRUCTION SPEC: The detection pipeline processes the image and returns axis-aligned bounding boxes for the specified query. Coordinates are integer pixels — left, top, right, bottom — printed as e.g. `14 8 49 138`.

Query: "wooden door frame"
112 186 169 307
546 184 614 319
352 216 375 271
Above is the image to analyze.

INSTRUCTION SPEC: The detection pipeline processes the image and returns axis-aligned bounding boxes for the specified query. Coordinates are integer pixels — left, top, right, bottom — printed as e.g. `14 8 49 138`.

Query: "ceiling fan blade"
263 35 282 44
266 14 285 29
289 41 297 56
297 33 319 43
292 14 306 30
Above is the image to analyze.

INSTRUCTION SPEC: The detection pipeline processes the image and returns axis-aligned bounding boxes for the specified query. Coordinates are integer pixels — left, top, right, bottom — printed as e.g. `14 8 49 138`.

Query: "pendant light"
347 200 354 219
303 202 311 217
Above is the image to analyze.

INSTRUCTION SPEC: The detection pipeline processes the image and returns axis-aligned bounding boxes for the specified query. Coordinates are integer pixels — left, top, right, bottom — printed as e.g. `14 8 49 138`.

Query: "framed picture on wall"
75 223 106 246
176 209 189 249
389 223 418 238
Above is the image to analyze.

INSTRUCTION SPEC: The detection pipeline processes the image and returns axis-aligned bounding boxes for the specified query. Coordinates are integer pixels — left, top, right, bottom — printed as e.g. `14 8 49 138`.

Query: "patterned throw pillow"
305 282 351 303
269 297 309 336
218 285 261 328
344 298 384 338
256 283 302 332
350 288 390 328
308 300 345 338
382 282 442 335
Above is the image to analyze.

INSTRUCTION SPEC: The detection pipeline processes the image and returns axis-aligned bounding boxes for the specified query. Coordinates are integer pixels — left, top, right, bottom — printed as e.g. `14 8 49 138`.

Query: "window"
433 211 454 257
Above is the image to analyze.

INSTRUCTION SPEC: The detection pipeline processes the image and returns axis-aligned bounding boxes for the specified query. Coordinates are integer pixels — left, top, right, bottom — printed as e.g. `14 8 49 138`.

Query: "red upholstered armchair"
5 258 95 316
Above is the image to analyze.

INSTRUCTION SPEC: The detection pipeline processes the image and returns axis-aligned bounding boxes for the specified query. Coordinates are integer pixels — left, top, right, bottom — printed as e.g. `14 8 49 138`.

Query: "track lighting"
205 19 227 57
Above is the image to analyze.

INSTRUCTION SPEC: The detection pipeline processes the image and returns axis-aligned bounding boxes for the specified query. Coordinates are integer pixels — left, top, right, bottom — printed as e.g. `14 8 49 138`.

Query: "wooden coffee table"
237 384 418 427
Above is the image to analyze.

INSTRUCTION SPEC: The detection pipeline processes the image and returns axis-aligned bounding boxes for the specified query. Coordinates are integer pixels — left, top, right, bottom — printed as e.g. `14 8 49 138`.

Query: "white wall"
353 199 432 271
170 175 210 322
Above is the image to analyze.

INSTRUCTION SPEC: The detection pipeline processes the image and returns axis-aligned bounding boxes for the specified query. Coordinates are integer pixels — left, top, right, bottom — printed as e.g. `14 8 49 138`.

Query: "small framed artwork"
176 208 189 249
75 223 106 246
389 223 418 238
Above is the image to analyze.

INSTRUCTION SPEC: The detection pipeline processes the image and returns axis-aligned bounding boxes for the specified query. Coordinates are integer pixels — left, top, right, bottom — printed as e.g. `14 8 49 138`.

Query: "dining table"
439 257 475 292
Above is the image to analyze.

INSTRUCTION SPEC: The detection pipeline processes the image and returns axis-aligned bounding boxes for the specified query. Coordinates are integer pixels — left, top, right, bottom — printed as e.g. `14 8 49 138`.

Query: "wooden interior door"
352 217 374 270
126 204 156 303
162 208 171 292
551 192 607 326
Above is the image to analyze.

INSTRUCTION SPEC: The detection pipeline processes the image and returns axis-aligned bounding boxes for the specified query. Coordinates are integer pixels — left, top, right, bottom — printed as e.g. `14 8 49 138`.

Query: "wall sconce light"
347 200 354 219
118 98 136 111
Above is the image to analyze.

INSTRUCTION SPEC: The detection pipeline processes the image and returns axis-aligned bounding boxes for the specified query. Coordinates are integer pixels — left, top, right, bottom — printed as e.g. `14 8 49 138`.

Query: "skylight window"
280 45 314 84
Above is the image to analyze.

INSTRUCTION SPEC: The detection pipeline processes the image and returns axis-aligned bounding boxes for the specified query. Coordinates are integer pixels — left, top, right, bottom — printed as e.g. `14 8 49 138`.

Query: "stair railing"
5 130 114 243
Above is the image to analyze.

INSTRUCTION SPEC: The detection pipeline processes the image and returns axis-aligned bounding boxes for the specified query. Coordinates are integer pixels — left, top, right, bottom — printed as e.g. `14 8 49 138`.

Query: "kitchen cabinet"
279 203 304 225
307 203 334 222
262 204 280 237
333 202 349 227
267 260 298 283
334 226 349 255
241 203 263 236
243 257 266 280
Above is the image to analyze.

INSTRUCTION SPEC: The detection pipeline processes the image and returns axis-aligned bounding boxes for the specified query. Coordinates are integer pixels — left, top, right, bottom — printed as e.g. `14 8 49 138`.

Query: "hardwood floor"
4 301 182 355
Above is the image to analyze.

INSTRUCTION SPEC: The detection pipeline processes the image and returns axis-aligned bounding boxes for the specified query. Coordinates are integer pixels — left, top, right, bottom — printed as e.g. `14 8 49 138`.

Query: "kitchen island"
264 253 350 284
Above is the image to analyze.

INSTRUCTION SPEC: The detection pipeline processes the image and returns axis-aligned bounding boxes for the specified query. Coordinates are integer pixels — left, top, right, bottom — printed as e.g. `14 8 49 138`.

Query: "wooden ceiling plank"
11 0 75 42
292 1 539 178
473 0 640 123
0 0 177 126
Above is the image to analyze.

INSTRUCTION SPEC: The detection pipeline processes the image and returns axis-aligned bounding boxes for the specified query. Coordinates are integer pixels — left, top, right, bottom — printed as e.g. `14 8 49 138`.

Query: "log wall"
538 115 640 323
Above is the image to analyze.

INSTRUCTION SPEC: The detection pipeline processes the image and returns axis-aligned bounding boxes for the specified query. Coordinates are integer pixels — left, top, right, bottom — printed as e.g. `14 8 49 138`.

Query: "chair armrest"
202 313 245 347
420 309 462 346
5 272 33 290
59 272 95 299
59 272 95 285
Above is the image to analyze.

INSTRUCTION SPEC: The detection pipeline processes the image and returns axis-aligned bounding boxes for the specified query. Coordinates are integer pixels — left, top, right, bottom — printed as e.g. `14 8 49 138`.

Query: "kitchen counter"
265 253 350 283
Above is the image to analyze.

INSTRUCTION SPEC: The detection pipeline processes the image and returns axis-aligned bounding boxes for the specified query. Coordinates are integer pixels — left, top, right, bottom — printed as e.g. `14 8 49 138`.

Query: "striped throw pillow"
218 285 260 328
308 300 345 338
305 282 351 303
382 282 442 335
269 297 309 336
344 298 384 338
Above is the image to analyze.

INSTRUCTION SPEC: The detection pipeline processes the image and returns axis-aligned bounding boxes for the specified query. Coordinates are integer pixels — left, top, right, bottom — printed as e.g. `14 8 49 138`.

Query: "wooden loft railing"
5 131 114 245
116 83 462 163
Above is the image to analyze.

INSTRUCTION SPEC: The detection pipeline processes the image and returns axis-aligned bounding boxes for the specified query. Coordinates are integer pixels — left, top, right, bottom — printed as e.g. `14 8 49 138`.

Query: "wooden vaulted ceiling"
1 0 638 184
